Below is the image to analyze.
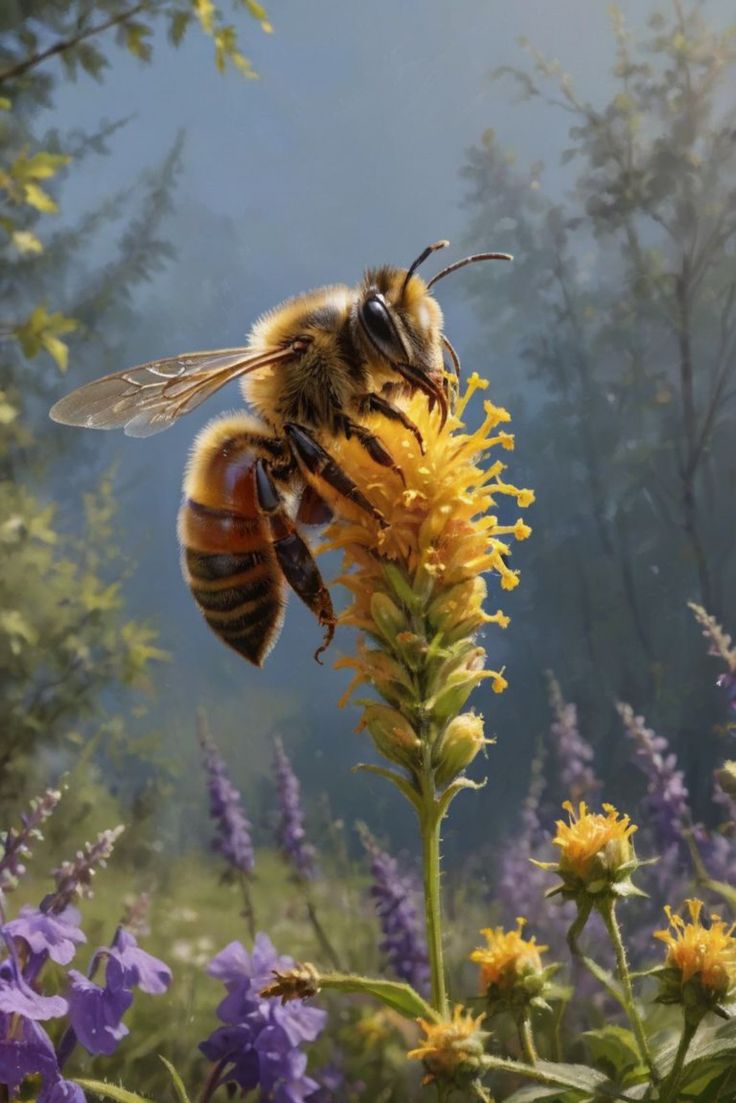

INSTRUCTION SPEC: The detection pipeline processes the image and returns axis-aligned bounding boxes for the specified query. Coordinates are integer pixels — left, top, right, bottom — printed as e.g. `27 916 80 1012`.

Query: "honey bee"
50 241 510 666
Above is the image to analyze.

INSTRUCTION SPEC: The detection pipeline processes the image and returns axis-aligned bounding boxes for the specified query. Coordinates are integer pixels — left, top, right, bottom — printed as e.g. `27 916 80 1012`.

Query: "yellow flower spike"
654 898 736 1006
321 376 533 768
408 1005 488 1086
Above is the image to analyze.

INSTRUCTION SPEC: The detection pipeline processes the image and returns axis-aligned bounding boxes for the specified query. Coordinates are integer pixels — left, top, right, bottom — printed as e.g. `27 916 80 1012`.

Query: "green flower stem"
238 872 256 942
601 900 657 1082
419 746 449 1017
519 1015 538 1065
659 1019 698 1103
567 902 628 1014
303 889 342 971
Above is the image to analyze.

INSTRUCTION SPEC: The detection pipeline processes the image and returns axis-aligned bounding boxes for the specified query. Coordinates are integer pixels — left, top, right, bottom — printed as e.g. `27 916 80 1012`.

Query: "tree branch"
0 2 148 86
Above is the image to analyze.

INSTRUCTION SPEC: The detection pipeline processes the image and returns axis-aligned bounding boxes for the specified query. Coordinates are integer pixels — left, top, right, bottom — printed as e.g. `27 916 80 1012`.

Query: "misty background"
5 0 736 857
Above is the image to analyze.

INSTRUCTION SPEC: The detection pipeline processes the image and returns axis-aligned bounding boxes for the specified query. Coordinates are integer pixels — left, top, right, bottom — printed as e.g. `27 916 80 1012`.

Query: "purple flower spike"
547 674 599 801
617 702 690 852
110 927 172 995
42 827 124 916
198 716 255 877
359 827 430 996
200 932 326 1102
5 905 85 966
67 956 133 1056
0 788 62 900
273 738 316 881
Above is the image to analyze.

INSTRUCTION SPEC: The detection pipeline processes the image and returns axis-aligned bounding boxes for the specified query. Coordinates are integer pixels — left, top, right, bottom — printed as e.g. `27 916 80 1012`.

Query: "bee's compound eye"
361 295 397 348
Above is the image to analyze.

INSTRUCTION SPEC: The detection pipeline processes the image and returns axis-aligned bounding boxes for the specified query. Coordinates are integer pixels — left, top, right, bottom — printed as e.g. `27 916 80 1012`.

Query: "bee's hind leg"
254 459 335 662
284 423 387 527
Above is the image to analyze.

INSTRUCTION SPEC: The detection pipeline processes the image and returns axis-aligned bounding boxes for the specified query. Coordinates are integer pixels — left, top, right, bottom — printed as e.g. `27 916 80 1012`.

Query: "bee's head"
354 241 511 380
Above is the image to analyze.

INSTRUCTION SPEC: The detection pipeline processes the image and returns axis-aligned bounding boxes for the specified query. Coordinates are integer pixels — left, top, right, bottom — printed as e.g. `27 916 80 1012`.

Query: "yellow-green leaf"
12 229 43 254
23 181 58 213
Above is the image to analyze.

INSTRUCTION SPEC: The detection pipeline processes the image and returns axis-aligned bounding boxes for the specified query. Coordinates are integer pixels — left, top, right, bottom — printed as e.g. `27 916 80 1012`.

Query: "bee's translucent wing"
49 346 295 438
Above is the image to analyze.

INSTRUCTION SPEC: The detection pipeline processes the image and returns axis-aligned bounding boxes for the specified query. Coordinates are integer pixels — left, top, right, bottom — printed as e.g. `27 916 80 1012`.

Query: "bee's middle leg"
254 459 335 662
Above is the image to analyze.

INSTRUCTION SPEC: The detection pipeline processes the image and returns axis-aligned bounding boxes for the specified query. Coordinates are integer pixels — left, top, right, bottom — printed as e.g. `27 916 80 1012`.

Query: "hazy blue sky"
42 1 734 850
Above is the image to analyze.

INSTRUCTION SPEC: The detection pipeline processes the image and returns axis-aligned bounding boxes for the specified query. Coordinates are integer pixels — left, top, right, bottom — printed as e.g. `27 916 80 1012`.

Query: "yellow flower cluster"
553 800 637 883
408 1004 488 1085
470 917 547 992
655 899 736 1000
321 373 534 788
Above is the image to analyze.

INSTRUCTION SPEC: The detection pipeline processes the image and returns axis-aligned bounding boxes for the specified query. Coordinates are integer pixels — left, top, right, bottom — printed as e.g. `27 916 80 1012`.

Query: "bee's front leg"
356 393 425 454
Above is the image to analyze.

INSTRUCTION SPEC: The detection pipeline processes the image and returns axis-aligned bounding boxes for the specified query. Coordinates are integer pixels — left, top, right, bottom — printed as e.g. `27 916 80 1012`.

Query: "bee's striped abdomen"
178 415 285 666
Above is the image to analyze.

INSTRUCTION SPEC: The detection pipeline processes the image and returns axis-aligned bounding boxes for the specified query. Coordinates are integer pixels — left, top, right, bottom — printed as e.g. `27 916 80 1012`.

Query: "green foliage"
461 2 736 775
0 0 269 805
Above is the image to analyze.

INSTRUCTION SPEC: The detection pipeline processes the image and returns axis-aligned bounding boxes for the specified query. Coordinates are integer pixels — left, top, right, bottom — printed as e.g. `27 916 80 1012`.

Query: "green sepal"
159 1057 192 1103
75 1082 153 1103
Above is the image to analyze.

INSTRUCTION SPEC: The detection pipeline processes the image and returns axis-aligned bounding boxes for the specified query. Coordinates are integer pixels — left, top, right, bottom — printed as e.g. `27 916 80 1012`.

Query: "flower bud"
362 703 421 769
370 592 407 641
434 712 486 787
714 760 736 800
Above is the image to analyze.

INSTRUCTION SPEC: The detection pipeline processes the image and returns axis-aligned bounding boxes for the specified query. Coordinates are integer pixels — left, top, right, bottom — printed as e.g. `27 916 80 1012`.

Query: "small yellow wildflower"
471 917 547 992
408 1004 488 1086
534 800 644 905
554 800 637 883
655 899 736 1003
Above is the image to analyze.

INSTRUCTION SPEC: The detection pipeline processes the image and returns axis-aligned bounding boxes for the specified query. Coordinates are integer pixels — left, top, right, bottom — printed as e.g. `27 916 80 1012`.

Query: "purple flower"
40 1078 87 1102
0 951 68 1021
0 1015 59 1096
0 788 62 899
273 739 316 881
199 719 255 877
547 674 599 801
110 926 172 994
64 928 171 1058
200 933 326 1102
360 828 429 996
5 905 85 966
617 702 690 852
67 956 133 1056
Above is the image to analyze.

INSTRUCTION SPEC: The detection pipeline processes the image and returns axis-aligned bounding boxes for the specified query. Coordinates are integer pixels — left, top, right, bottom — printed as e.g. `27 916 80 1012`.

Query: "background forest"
1 1 735 1100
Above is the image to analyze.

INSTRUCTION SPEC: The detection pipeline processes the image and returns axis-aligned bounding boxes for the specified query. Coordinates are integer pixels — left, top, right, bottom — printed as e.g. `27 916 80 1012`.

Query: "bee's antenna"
426 251 513 290
401 240 450 297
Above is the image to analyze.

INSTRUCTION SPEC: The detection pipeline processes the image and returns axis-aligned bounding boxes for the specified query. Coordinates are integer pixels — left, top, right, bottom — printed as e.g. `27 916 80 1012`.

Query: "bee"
50 241 510 666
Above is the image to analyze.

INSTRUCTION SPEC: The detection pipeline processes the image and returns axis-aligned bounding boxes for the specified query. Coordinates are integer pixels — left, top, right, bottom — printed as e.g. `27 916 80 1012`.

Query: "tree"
460 2 736 795
0 0 270 798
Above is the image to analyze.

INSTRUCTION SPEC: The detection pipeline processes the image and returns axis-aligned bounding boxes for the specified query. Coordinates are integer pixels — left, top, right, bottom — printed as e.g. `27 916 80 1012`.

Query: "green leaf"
583 1024 642 1076
169 10 192 46
75 1081 154 1103
159 1056 192 1103
319 972 438 1022
125 22 153 61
